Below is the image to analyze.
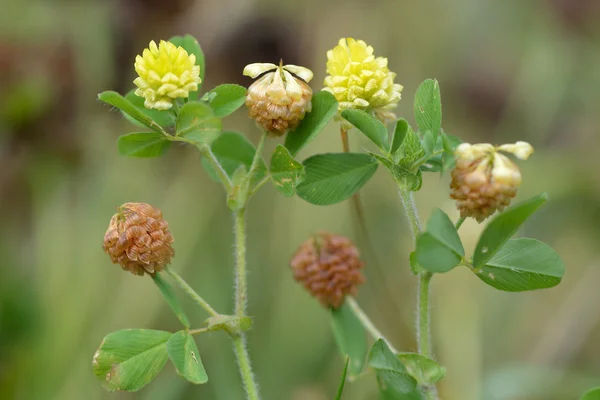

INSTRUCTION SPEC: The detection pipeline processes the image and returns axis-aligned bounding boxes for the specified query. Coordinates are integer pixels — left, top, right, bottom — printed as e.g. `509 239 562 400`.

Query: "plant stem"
340 127 350 152
455 216 466 230
200 145 233 192
346 297 398 353
248 133 267 180
231 333 260 400
397 188 438 399
232 207 261 399
189 327 209 335
234 208 248 317
397 189 423 238
417 271 433 357
165 267 220 317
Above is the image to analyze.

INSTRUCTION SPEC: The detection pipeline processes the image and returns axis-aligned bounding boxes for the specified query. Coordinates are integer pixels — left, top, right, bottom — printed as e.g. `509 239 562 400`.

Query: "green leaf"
334 356 350 400
92 329 171 392
426 209 464 255
269 144 305 197
415 233 461 273
368 339 418 397
415 209 464 273
297 153 377 205
123 90 175 129
474 238 565 291
201 131 267 184
439 133 462 174
396 353 445 386
413 79 442 142
341 109 388 150
169 35 205 95
581 388 600 400
117 132 171 158
284 91 338 156
151 274 190 328
330 301 367 377
98 91 164 133
393 125 425 174
166 331 208 384
391 119 409 153
421 131 435 157
205 314 253 333
473 193 548 267
176 102 221 146
205 84 247 117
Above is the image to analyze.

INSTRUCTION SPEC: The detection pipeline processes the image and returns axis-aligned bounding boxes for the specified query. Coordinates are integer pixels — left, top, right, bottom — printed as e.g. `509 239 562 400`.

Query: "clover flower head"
133 40 201 110
451 141 534 222
290 232 365 309
323 38 403 123
103 203 175 276
243 62 313 136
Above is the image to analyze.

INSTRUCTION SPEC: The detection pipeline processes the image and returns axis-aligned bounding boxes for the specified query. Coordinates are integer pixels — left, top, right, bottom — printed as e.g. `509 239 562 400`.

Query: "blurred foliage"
1 0 600 399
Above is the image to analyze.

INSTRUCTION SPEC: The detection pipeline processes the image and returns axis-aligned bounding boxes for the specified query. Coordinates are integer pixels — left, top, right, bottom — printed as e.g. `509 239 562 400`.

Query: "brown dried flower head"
243 62 313 136
102 202 174 276
450 142 534 222
290 232 365 309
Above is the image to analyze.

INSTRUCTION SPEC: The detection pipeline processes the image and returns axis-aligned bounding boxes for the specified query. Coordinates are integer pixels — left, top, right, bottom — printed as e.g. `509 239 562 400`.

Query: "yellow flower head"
451 141 534 222
133 40 201 110
243 62 313 136
324 38 403 122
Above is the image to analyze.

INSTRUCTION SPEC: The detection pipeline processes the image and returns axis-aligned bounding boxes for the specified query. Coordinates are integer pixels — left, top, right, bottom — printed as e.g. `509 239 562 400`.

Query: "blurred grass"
1 0 600 399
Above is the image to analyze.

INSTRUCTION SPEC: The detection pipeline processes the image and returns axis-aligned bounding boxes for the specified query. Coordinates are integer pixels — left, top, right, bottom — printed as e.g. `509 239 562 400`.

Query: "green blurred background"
1 0 600 399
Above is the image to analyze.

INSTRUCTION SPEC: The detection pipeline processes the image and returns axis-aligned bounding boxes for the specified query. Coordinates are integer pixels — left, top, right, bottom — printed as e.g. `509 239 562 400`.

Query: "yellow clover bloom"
450 141 534 222
324 38 403 122
133 40 201 110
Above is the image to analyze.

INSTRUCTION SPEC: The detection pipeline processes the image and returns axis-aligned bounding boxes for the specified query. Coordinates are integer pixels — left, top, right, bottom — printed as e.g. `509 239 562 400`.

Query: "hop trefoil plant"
93 35 570 399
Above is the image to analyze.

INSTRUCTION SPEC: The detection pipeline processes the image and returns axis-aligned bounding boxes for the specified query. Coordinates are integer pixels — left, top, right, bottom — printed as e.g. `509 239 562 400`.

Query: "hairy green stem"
165 267 220 317
455 216 466 230
231 333 260 400
346 297 398 353
397 189 438 399
397 189 423 236
417 272 433 357
230 133 266 399
247 133 267 182
200 145 233 192
234 208 248 317
232 208 261 399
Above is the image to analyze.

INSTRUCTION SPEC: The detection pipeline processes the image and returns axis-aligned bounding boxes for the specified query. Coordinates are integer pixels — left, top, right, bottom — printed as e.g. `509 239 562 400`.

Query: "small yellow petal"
243 63 278 78
283 64 314 83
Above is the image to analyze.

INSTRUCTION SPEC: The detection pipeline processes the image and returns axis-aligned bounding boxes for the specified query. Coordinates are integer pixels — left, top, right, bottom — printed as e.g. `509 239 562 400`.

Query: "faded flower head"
323 38 403 123
133 40 201 110
450 141 534 222
243 62 313 136
290 232 365 309
103 203 175 276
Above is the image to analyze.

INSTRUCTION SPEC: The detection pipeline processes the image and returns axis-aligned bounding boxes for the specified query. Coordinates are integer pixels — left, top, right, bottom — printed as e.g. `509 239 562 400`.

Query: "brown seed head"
290 232 365 309
102 202 174 276
243 62 313 136
450 142 533 222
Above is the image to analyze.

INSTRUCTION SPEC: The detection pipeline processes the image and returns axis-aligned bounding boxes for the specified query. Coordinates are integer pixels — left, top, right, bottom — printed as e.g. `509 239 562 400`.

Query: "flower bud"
133 40 201 110
450 142 533 222
102 203 174 276
323 38 403 123
290 232 365 309
243 62 313 136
